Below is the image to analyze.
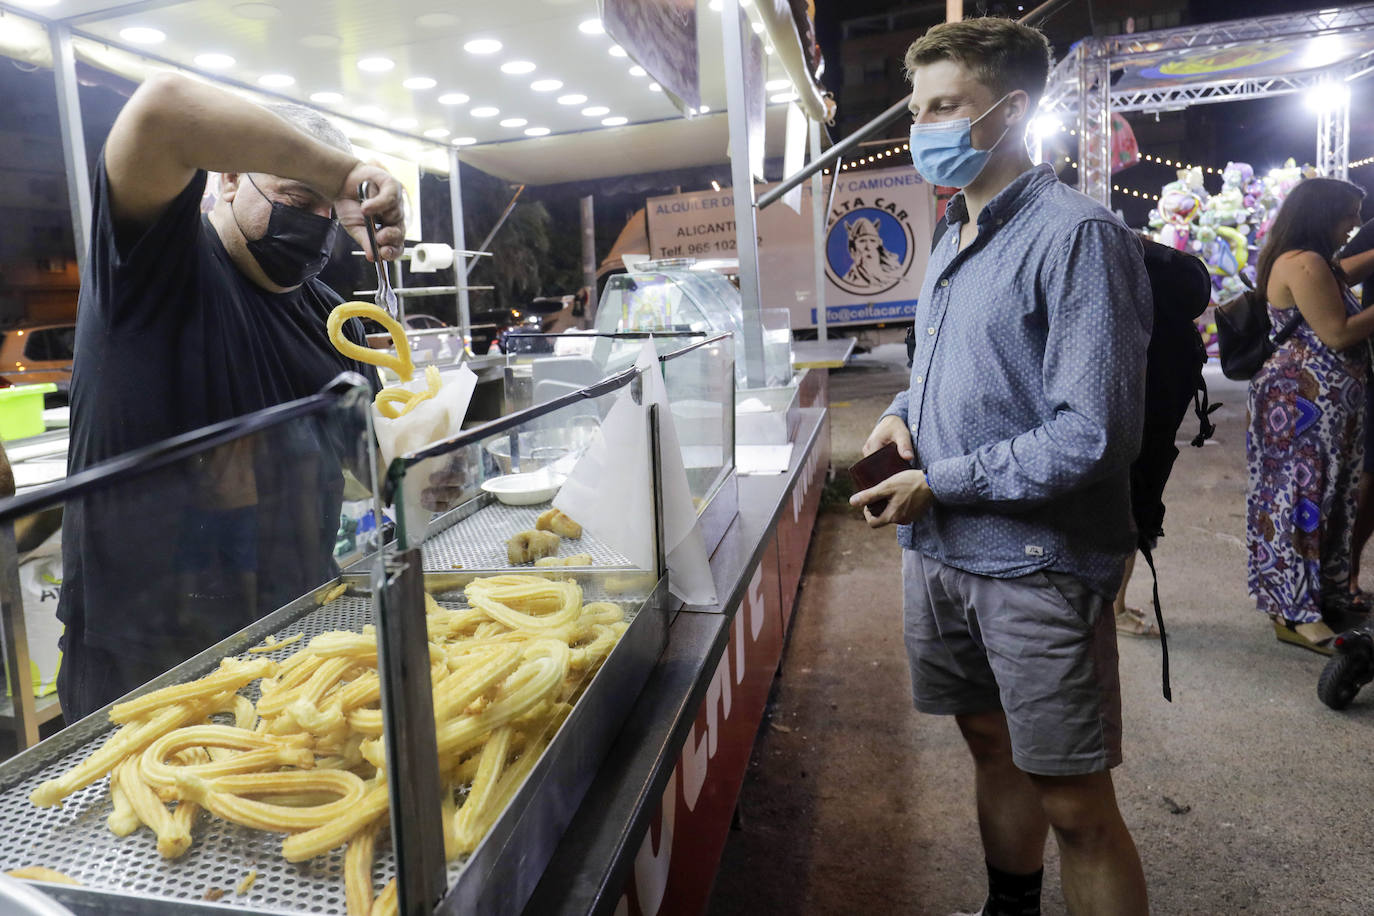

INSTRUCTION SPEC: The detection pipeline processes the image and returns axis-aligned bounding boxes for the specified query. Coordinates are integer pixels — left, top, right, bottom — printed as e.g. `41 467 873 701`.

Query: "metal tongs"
359 181 398 318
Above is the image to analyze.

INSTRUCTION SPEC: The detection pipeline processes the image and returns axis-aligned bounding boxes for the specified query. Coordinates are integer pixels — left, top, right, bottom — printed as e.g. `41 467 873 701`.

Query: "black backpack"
910 227 1217 700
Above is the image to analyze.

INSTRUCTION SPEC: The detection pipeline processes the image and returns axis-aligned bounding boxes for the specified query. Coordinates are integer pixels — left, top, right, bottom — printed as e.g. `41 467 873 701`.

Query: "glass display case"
0 375 390 914
417 333 738 563
593 260 792 388
386 358 671 915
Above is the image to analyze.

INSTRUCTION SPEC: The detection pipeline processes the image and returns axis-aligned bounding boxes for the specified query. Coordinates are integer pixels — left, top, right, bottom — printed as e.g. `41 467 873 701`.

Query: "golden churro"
327 302 414 382
345 826 377 916
25 573 629 904
7 867 81 885
110 658 273 724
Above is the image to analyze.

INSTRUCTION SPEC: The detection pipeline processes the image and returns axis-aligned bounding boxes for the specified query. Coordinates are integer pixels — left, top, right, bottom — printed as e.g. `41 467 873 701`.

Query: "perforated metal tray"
420 497 633 572
0 570 667 916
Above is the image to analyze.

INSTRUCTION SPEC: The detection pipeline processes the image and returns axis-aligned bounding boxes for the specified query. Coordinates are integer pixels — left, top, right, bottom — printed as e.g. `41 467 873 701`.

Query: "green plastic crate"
0 383 57 441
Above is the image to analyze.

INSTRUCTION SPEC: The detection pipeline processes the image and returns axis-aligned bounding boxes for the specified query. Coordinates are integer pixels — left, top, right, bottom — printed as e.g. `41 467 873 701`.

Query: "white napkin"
555 341 718 605
553 390 655 572
375 363 478 544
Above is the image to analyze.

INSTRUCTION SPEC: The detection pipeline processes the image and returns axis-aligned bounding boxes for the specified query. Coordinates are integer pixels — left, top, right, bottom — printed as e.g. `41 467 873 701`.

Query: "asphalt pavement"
707 343 1374 916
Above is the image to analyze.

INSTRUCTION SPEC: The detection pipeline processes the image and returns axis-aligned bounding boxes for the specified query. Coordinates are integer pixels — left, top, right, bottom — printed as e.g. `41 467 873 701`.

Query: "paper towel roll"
410 242 455 272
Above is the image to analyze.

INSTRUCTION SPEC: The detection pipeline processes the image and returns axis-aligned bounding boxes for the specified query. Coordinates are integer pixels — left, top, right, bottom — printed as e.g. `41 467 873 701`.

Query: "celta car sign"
645 166 935 330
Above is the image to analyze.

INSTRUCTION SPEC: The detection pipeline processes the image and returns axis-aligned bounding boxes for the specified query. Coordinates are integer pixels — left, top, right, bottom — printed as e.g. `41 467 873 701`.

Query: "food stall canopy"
0 0 814 183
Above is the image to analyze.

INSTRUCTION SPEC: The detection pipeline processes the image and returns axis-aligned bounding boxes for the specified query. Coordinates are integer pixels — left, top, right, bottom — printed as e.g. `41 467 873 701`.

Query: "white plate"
481 471 564 506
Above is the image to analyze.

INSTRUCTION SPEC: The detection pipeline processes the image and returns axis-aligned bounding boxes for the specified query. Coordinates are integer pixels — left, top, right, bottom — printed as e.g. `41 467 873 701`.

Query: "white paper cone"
553 391 655 571
634 342 718 605
375 364 478 543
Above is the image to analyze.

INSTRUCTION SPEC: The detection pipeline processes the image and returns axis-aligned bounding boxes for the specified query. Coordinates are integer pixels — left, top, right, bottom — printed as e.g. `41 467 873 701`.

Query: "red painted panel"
617 536 784 916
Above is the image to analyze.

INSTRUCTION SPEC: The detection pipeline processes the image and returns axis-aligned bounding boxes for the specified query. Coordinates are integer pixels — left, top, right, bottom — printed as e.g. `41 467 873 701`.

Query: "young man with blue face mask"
849 18 1152 916
57 74 406 720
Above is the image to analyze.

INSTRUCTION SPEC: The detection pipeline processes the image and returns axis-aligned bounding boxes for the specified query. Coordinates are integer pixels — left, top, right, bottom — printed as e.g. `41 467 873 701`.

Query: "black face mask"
233 173 341 288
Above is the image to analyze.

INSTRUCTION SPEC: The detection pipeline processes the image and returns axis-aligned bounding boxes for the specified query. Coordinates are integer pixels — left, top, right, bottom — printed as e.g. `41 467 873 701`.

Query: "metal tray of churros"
0 568 669 916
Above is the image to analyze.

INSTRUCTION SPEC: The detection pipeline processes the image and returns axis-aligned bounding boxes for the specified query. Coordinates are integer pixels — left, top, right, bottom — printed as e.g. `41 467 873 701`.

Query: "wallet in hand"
849 442 914 517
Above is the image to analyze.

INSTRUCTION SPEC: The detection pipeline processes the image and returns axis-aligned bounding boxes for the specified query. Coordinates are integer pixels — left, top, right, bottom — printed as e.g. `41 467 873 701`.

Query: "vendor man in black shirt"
57 73 405 720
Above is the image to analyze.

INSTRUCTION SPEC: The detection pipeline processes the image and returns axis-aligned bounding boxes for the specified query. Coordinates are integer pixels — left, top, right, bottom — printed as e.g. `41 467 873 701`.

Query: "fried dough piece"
506 529 561 565
535 508 582 539
534 554 593 567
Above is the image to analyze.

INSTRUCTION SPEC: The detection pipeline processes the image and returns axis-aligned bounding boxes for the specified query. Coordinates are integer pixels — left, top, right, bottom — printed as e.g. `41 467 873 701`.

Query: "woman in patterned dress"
1248 178 1374 653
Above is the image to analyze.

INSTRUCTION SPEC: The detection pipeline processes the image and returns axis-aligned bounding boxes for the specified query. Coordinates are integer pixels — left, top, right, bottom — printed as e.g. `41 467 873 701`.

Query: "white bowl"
481 471 563 506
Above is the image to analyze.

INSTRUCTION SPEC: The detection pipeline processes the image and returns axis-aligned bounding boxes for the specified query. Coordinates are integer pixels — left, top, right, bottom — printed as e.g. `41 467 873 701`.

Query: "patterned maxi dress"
1247 289 1369 625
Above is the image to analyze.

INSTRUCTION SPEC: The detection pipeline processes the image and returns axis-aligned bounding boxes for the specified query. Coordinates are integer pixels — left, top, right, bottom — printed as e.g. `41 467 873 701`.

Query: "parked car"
0 322 75 402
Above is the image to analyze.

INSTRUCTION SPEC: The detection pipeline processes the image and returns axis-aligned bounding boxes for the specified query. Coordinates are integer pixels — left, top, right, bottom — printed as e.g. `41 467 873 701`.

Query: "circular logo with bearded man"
825 208 914 296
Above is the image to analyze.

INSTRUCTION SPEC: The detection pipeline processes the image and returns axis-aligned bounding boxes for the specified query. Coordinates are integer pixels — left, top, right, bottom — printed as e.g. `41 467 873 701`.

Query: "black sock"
982 861 1043 916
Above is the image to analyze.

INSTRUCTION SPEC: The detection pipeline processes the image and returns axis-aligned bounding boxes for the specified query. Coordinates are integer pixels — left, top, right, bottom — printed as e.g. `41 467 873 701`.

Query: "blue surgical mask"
908 93 1012 187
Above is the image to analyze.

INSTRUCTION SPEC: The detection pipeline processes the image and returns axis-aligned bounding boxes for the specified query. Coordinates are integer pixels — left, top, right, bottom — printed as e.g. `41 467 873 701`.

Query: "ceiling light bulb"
120 26 166 44
648 82 662 92
258 73 296 88
310 91 344 104
558 94 588 106
424 127 451 138
501 60 536 75
709 0 722 9
464 38 502 55
530 79 563 91
438 92 470 105
602 116 628 126
582 105 610 117
578 19 605 34
608 44 627 58
629 66 647 77
452 136 477 146
403 76 437 90
769 91 798 103
194 53 236 70
765 79 790 91
390 117 418 129
470 106 500 117
700 104 711 113
752 22 765 34
357 57 395 72
500 117 528 127
765 46 774 55
525 127 551 137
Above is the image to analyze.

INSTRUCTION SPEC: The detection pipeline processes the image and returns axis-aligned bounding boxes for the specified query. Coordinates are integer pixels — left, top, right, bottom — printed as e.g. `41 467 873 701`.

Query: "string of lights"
820 140 911 175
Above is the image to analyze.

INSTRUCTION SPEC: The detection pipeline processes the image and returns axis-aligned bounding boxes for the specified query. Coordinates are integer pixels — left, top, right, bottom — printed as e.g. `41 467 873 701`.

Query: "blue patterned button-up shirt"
883 164 1152 597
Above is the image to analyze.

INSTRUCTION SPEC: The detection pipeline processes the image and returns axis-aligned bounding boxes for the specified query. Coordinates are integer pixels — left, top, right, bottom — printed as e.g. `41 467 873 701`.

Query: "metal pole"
375 549 448 916
465 185 525 278
809 119 828 342
447 148 473 354
580 195 596 328
50 23 92 280
755 0 1074 212
720 0 767 389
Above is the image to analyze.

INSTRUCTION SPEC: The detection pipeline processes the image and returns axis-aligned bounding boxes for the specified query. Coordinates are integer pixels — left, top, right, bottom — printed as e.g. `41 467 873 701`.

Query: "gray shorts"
901 550 1122 776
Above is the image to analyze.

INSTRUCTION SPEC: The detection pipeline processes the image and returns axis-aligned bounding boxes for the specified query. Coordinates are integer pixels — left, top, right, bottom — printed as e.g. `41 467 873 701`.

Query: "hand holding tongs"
359 181 398 319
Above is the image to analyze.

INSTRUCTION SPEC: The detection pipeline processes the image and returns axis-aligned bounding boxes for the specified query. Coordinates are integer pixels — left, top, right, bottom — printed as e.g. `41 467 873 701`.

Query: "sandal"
1273 618 1336 655
1115 606 1159 639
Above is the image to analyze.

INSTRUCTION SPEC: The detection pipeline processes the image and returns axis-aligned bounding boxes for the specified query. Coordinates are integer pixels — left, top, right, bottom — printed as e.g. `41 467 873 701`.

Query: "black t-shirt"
60 157 378 661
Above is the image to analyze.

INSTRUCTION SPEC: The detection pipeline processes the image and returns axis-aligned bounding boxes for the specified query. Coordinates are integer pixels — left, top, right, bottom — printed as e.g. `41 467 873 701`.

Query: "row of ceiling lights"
95 15 674 144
